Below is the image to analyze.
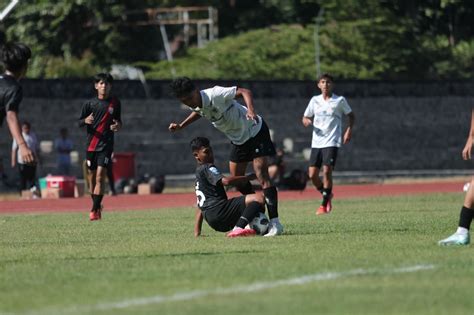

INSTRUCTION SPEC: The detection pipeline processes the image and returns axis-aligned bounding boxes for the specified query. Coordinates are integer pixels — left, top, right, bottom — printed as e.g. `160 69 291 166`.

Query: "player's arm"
221 173 257 187
194 209 204 237
110 100 122 132
169 111 202 132
343 112 355 144
78 103 93 127
11 142 17 168
235 87 258 122
6 111 34 164
302 116 313 127
462 109 474 160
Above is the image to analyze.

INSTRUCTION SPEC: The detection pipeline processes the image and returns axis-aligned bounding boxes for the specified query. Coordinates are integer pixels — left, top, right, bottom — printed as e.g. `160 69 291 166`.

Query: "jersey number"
195 182 206 207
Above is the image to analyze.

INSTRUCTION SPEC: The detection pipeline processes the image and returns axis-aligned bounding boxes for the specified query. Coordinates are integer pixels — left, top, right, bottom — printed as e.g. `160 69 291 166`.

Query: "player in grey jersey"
169 77 283 236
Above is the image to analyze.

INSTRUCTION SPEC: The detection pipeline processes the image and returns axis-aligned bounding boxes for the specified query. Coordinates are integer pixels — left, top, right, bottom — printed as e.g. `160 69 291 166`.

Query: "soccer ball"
249 212 270 235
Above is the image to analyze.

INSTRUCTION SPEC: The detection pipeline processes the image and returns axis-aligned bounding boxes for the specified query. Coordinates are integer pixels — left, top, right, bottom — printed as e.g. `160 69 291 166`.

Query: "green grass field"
1 193 473 315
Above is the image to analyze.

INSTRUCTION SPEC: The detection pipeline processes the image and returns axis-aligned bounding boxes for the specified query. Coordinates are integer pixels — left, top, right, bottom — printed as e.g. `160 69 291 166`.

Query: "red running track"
0 181 465 215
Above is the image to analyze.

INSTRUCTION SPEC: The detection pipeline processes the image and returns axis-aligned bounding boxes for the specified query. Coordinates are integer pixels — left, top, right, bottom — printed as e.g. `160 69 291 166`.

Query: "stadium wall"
0 79 472 181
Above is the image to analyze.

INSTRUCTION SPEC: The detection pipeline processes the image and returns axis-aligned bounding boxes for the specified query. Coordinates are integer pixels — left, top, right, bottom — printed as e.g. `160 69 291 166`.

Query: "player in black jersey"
0 42 34 164
191 137 266 238
79 73 122 221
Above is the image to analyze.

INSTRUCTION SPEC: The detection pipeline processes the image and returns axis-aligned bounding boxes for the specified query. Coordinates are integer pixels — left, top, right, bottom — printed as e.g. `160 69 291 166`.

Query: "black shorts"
309 147 338 168
229 120 276 163
202 196 246 232
86 150 112 171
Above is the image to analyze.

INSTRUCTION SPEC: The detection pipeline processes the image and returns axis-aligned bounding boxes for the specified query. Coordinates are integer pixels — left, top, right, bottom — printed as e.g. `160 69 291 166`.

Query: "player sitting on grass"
302 73 355 215
438 109 474 246
191 137 266 238
78 73 122 221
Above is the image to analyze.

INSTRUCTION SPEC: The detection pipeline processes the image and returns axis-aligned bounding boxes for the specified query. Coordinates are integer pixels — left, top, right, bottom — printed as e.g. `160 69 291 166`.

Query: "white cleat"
264 222 284 237
438 232 470 246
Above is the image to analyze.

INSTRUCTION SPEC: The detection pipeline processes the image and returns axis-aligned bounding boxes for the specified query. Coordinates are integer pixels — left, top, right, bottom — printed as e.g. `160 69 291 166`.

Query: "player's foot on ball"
264 222 284 237
438 232 470 246
89 211 100 221
226 228 256 238
316 205 328 215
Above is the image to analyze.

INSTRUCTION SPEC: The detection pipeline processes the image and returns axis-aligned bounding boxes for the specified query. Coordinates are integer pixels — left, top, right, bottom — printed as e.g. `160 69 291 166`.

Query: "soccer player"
169 77 283 236
191 137 266 238
79 73 122 221
438 109 474 246
0 42 35 165
302 73 355 215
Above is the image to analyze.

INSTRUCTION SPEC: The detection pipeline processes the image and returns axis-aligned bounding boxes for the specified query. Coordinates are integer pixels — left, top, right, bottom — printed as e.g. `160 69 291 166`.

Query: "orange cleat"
89 211 100 221
316 205 327 215
226 228 256 238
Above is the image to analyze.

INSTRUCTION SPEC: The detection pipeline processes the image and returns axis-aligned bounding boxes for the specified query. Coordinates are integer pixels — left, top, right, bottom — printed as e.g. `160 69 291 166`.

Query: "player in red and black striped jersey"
79 73 122 221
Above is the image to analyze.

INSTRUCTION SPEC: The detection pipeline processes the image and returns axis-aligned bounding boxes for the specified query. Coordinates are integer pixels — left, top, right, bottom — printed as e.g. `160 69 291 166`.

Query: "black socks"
322 188 332 206
91 194 104 211
236 201 264 228
459 206 474 230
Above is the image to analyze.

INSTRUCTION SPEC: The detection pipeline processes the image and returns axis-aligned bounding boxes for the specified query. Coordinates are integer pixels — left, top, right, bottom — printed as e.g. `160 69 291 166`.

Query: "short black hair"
318 73 334 82
22 120 31 128
170 77 196 98
190 137 210 152
1 42 31 72
94 73 114 84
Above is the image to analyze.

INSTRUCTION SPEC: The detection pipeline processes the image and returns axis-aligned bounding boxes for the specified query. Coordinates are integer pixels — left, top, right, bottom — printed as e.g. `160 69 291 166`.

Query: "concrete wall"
1 79 473 180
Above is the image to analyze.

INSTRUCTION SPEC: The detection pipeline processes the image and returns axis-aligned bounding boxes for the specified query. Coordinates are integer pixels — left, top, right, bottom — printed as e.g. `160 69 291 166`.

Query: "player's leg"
438 177 474 246
308 166 323 192
229 160 254 195
86 152 101 221
320 147 337 213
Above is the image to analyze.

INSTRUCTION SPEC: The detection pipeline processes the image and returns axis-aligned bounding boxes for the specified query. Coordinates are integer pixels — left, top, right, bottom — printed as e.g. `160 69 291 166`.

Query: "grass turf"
1 193 473 315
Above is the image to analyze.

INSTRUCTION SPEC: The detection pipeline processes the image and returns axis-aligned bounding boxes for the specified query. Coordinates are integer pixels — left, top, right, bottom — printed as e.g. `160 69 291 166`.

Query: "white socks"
456 227 469 235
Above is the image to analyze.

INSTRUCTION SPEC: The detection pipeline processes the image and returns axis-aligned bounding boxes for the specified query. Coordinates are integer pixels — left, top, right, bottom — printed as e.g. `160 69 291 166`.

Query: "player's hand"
19 145 35 164
246 111 258 124
462 138 473 160
302 117 312 127
168 122 181 132
110 119 121 132
84 113 94 125
194 229 201 237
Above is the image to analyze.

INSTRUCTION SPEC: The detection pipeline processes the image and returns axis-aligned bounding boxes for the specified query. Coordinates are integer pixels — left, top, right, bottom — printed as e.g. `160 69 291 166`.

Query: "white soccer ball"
249 212 270 235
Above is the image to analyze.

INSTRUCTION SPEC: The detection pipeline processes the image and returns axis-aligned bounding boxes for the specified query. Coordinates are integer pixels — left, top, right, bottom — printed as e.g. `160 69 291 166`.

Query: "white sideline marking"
24 264 435 315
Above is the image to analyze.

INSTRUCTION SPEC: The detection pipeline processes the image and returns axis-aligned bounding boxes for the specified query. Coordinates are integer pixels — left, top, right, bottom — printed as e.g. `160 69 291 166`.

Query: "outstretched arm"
343 112 355 144
462 109 474 160
235 87 258 122
194 209 204 237
169 111 202 132
221 173 257 187
6 111 34 164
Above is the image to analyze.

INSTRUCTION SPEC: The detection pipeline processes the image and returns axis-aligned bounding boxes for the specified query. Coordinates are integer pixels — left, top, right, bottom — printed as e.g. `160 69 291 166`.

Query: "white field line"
22 264 435 315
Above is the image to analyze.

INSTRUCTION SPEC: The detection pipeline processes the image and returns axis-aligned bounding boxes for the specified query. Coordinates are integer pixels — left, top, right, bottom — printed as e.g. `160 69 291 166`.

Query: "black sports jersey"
0 74 22 126
195 163 227 211
79 96 121 152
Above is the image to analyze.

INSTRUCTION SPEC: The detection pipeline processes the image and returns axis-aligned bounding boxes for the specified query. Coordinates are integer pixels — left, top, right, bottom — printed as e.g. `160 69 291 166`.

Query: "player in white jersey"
169 77 283 236
302 74 355 215
438 108 474 246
